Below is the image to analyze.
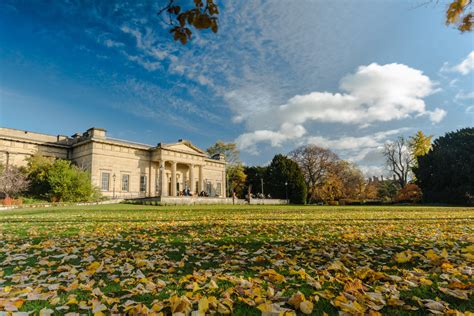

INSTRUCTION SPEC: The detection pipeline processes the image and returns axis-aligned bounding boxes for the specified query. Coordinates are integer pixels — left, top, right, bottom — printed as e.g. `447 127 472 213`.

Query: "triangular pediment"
162 141 207 156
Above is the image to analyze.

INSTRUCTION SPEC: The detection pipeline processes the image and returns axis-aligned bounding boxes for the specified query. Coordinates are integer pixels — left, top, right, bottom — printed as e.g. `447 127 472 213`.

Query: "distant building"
0 127 226 199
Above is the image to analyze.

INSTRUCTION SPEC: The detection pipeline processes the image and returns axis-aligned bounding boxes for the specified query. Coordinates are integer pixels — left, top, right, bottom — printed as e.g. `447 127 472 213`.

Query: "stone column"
189 164 195 194
198 165 203 193
222 169 226 198
160 160 167 197
148 161 155 197
171 161 177 196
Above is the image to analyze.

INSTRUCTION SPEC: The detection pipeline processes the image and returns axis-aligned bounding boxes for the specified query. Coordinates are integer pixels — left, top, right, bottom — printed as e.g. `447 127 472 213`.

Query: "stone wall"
130 197 289 205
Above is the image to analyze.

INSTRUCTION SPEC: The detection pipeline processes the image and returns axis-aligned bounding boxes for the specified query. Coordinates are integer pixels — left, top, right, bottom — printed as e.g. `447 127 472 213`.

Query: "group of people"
244 193 272 200
177 189 211 197
177 188 193 196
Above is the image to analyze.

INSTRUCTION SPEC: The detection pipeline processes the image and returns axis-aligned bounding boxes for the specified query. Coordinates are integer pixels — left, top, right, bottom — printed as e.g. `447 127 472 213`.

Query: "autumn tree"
289 145 339 203
333 161 365 200
383 137 414 188
409 131 432 163
0 165 29 198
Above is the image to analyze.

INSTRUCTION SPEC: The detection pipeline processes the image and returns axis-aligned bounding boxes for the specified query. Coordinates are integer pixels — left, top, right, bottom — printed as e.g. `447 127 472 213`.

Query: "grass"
0 204 473 315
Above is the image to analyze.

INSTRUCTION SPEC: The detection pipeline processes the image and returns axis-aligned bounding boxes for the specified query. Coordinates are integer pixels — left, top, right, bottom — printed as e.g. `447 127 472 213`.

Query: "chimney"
87 127 106 139
57 135 68 142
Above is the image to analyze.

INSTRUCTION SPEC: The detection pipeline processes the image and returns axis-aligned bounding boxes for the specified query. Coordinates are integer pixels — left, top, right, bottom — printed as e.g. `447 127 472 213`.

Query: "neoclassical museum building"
0 127 226 199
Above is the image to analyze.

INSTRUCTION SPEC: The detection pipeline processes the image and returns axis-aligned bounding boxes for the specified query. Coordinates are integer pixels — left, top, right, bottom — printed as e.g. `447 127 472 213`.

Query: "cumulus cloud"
236 123 306 154
236 63 444 152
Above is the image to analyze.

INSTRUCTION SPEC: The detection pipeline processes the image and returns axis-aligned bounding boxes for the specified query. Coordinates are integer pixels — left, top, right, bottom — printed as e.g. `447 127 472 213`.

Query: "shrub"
25 156 100 202
0 165 29 198
395 183 422 203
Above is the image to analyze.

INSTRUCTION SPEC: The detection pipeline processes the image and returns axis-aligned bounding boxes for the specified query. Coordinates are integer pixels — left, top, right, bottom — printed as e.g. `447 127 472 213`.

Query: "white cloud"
103 39 124 48
455 91 474 100
236 123 306 154
306 129 406 152
441 51 474 75
452 51 474 75
236 63 444 152
424 108 447 123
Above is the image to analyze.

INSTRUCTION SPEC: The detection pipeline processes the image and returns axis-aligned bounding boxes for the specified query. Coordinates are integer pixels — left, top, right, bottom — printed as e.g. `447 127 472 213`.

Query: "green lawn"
0 204 473 315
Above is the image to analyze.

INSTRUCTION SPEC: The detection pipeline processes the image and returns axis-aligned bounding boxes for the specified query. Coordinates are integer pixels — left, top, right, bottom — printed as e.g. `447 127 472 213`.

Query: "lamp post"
112 173 116 199
285 181 288 204
260 178 264 198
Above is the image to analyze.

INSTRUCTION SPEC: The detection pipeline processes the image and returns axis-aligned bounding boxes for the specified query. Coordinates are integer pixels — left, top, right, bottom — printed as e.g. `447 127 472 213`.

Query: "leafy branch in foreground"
446 0 473 32
158 0 219 44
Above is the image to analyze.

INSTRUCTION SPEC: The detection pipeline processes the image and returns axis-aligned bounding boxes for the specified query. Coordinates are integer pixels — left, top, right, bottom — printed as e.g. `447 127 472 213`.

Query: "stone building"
0 127 226 199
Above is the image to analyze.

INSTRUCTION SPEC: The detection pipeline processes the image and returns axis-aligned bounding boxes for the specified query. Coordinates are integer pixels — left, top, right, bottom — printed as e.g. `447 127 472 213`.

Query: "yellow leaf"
288 291 305 308
394 251 412 263
440 248 448 259
198 297 209 313
300 301 314 315
208 280 219 289
425 249 440 261
66 295 78 305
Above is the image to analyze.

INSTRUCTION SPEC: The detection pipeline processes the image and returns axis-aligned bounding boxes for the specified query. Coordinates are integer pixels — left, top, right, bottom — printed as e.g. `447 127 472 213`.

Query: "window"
101 172 110 191
122 174 130 192
140 175 147 192
206 181 212 196
216 182 222 196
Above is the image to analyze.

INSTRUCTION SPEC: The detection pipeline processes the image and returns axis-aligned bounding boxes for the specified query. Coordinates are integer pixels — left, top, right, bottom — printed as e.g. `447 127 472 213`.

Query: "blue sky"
0 0 473 175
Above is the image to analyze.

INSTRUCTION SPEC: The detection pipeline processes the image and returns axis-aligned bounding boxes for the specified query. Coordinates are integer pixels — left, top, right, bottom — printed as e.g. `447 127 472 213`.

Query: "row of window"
101 172 222 195
101 172 147 192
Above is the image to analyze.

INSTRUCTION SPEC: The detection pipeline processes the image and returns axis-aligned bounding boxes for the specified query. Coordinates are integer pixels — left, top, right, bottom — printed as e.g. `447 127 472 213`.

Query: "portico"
151 139 226 198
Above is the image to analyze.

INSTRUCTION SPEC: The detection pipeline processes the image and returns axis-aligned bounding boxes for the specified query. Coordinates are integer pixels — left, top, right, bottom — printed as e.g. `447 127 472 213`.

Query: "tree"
244 166 268 196
26 155 55 199
333 161 365 200
0 166 29 198
25 156 99 202
446 0 473 32
266 154 306 204
377 180 400 202
207 141 243 197
383 137 414 188
414 128 474 204
227 164 247 197
409 131 432 162
207 141 240 165
314 172 344 202
158 0 219 44
289 145 339 203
